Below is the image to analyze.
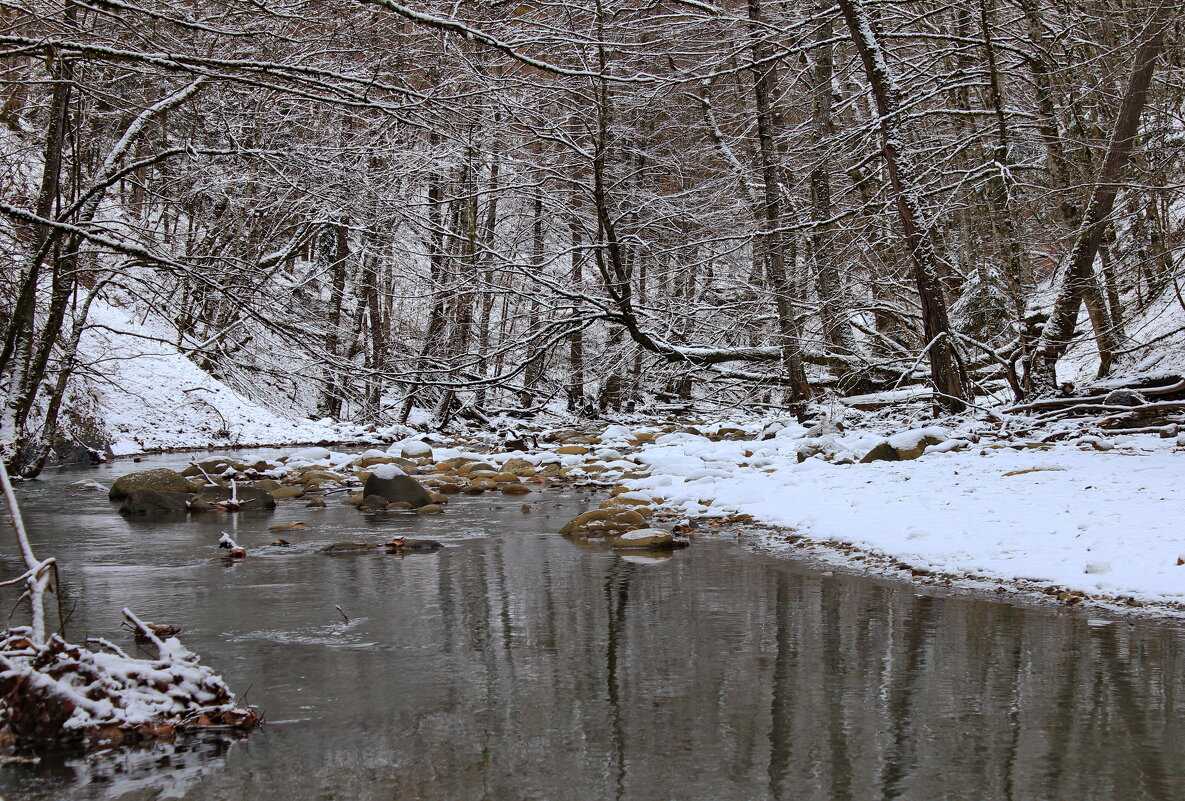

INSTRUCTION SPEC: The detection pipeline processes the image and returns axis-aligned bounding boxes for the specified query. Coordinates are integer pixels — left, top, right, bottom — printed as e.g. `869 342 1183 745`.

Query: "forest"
1 0 1181 477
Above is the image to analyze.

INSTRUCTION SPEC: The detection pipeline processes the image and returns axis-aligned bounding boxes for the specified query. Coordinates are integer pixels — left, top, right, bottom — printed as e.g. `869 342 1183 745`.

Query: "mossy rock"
109 469 201 501
559 508 646 535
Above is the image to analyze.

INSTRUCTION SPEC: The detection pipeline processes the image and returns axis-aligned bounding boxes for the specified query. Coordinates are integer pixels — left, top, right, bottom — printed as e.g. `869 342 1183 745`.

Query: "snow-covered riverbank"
618 425 1185 611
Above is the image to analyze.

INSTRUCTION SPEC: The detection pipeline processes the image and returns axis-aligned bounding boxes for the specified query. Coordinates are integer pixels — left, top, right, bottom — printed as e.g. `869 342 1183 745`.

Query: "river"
1 450 1183 800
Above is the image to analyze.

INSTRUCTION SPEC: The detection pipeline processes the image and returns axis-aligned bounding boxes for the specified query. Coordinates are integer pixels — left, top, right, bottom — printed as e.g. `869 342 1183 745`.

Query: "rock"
69 479 107 492
502 457 534 473
610 529 675 549
118 489 195 515
321 542 383 553
860 442 900 463
457 462 497 476
416 504 444 515
556 445 589 455
269 522 307 531
191 485 277 510
559 508 646 535
386 501 413 510
359 494 391 511
1104 388 1145 407
305 498 327 508
398 440 433 459
357 455 413 469
253 479 281 491
270 486 305 500
501 484 531 495
363 473 433 507
467 478 498 491
109 469 200 501
386 537 444 553
299 471 344 486
860 427 948 463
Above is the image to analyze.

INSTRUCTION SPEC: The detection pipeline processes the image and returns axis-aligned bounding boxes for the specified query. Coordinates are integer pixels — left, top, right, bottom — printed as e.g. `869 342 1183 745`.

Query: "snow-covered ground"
617 424 1185 609
77 300 341 455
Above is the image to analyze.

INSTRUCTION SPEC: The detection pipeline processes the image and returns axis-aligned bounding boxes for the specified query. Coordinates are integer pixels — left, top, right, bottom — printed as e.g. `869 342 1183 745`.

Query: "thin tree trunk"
748 0 811 412
809 3 859 366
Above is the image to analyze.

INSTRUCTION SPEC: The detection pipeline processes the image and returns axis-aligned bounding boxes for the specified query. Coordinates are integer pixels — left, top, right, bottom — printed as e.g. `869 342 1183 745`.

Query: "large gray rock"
118 489 194 515
109 469 201 500
363 474 433 508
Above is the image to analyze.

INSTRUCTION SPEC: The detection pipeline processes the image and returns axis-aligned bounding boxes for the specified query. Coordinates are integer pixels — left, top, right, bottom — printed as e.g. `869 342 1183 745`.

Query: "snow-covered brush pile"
0 610 260 749
0 463 260 752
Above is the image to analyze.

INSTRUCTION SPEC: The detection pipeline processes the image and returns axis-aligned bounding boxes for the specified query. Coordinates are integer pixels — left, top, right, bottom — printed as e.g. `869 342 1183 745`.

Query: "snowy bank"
77 301 342 455
621 428 1185 608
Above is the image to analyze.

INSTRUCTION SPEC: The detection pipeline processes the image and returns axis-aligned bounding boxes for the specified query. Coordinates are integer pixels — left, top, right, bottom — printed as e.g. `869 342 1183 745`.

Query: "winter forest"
2 0 1185 797
2 0 1183 474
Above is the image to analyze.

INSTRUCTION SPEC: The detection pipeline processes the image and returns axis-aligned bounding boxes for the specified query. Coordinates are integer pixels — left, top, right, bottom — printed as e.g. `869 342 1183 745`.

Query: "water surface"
1 452 1183 800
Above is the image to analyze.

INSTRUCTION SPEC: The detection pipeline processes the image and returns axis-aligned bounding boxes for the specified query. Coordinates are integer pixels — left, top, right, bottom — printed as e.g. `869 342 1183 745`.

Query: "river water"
1 451 1184 800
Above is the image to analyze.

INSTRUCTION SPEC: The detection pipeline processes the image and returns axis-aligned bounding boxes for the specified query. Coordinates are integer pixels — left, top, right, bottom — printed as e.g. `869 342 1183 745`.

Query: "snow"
369 463 406 480
392 439 432 457
80 300 338 455
620 428 1185 607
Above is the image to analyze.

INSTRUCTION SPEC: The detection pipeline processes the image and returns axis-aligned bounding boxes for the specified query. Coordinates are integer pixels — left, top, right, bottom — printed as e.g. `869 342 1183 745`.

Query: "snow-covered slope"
78 300 338 455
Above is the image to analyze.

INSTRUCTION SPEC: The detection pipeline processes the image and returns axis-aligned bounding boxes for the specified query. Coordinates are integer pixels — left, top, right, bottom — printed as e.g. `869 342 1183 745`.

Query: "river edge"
46 432 1185 624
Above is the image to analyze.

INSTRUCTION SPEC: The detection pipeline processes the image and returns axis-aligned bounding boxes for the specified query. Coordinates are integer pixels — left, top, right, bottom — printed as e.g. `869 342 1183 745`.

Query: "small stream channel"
1 450 1185 800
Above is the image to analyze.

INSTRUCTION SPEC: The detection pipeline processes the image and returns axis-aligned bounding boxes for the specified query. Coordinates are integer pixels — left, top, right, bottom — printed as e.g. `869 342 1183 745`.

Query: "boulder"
363 473 433 507
191 485 277 510
118 489 194 515
859 442 900 463
559 508 646 535
398 440 433 459
416 504 444 515
860 429 946 463
501 484 531 495
270 486 305 499
253 479 281 492
1104 388 1145 407
109 469 200 501
556 445 589 455
610 529 675 549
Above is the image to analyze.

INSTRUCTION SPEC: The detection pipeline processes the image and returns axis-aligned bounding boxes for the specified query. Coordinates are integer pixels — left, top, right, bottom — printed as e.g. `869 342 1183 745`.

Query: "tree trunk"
1028 1 1171 394
836 0 967 411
